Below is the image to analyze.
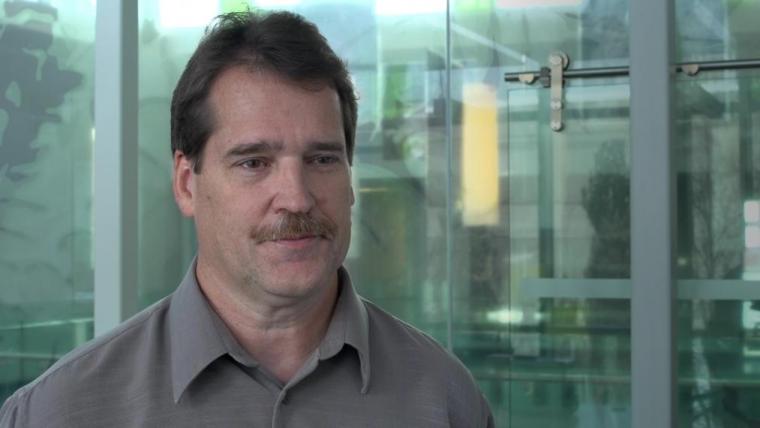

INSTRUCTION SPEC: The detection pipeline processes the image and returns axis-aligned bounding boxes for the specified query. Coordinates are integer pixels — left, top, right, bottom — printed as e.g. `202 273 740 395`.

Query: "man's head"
170 10 358 172
171 11 356 303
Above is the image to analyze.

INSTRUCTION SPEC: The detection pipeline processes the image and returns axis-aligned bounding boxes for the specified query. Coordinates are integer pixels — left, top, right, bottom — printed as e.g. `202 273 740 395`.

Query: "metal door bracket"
506 56 760 132
548 52 569 132
681 63 700 76
512 52 570 132
518 72 537 84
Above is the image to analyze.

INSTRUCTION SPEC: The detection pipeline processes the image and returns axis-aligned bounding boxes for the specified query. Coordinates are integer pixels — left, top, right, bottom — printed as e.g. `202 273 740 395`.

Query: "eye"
312 155 339 165
238 158 270 169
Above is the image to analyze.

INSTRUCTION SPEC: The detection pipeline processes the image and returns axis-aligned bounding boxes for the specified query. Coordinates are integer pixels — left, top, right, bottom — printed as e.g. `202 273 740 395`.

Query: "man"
0 11 493 427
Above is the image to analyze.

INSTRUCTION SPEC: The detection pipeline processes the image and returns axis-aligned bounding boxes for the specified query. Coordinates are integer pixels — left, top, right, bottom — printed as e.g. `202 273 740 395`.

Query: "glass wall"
0 0 95 403
451 1 631 426
137 1 201 308
675 0 760 425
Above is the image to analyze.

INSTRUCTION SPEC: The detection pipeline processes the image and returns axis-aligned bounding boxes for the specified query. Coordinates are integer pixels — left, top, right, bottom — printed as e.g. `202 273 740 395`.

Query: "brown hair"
170 10 357 171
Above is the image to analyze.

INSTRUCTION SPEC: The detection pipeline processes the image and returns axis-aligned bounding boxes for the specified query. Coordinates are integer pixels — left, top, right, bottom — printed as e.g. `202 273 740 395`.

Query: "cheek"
333 187 354 217
195 187 238 232
194 187 218 219
336 195 354 233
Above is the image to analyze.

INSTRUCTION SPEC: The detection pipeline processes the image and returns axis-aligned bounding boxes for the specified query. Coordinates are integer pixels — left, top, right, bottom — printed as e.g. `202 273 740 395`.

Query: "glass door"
675 70 760 428
449 1 631 426
675 0 760 426
0 0 95 403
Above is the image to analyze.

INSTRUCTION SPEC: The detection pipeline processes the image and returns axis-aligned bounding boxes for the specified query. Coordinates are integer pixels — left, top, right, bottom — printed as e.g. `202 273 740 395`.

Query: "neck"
196 264 339 384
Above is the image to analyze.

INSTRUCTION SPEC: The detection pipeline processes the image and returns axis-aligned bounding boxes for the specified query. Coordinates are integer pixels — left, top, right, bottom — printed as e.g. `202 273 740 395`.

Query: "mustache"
252 212 336 243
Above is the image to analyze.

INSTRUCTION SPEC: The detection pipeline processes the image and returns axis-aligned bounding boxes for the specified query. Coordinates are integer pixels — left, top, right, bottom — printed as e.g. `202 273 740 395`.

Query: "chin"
264 269 334 296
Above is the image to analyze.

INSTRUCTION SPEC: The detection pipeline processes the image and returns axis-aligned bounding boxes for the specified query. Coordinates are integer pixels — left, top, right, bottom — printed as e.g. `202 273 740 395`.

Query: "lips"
269 234 321 250
275 233 319 241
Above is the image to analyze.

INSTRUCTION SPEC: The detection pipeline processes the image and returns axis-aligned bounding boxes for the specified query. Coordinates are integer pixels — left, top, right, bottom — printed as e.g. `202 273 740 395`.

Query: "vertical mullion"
630 0 677 426
94 0 138 336
445 0 454 352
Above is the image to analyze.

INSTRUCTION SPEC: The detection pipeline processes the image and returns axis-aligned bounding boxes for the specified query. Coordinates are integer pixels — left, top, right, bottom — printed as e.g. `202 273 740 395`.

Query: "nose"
271 161 315 214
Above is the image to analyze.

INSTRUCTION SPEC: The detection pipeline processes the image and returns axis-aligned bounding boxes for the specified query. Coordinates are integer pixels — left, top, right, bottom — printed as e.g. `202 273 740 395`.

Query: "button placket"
271 389 289 428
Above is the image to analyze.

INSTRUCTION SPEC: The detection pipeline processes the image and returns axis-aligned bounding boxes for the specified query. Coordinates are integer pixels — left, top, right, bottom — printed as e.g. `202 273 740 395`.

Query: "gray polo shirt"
0 263 493 427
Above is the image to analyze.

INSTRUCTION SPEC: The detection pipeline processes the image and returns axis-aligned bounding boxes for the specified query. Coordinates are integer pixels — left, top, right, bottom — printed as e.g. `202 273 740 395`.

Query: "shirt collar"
168 259 229 403
318 267 371 393
168 261 371 401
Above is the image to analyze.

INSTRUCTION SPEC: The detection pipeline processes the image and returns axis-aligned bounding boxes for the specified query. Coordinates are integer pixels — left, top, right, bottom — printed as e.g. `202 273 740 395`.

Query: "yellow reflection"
461 83 499 226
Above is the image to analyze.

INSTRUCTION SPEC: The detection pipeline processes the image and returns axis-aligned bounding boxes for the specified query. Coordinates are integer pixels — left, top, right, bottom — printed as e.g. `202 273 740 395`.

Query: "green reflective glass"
676 71 760 426
137 2 201 308
676 0 760 62
676 0 760 424
452 0 629 74
0 0 95 403
452 2 631 425
338 8 450 342
453 81 632 426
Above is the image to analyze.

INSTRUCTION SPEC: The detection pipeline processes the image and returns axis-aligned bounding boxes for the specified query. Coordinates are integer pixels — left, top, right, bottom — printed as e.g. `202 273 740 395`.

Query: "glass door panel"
676 71 760 427
451 0 629 76
137 1 207 308
676 0 760 62
0 0 95 403
451 1 631 426
675 0 760 424
451 78 632 427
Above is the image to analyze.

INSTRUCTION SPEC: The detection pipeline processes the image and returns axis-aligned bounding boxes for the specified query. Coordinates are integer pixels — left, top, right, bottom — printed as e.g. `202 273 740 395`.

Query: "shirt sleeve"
445 365 496 428
0 393 20 428
482 393 495 428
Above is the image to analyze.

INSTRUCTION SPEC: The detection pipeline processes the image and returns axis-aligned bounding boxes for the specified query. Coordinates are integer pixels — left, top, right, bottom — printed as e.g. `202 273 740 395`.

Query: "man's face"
173 66 354 301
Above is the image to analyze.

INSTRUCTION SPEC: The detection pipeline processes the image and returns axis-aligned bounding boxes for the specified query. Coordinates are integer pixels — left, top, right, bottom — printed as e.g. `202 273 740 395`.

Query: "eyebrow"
308 142 345 154
223 141 345 159
224 141 282 160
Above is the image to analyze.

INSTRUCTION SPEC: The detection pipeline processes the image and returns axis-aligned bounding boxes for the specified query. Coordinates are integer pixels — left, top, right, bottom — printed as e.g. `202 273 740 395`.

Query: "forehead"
207 66 343 141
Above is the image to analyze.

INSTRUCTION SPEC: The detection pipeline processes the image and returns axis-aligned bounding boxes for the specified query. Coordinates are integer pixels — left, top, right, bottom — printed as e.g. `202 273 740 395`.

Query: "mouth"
269 234 322 249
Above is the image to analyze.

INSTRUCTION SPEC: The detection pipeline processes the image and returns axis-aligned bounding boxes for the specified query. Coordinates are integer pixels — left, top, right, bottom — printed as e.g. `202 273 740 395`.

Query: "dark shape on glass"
580 140 630 369
0 1 82 181
581 140 630 278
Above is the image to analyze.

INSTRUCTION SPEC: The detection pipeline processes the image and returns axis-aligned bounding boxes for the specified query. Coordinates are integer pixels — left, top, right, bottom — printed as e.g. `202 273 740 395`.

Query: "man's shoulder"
360 299 494 427
362 299 447 352
1 295 174 425
361 299 471 380
31 294 172 387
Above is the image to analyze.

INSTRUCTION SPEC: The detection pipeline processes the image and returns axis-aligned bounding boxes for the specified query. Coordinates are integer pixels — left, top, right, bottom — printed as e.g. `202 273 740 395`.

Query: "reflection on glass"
0 0 95 403
452 0 629 74
461 83 500 227
452 81 632 426
676 1 760 423
676 73 760 426
138 1 201 308
676 0 760 62
451 0 632 424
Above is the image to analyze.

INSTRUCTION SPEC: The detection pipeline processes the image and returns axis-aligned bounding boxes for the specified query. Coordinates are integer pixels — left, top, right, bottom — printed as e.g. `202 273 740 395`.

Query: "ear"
173 151 196 218
349 166 356 206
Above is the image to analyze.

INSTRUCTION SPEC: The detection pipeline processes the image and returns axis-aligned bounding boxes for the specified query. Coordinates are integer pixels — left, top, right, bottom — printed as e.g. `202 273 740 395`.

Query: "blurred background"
2 0 760 426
